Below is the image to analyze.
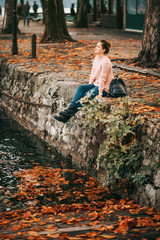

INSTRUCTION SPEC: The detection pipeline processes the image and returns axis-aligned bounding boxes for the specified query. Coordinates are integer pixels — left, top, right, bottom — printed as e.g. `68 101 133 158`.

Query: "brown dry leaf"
46 225 57 231
76 234 86 238
136 217 154 227
39 221 48 226
1 234 16 239
114 224 128 235
154 215 160 221
89 220 100 226
88 211 99 220
47 233 60 238
66 217 76 224
100 235 116 239
27 231 40 237
10 225 22 231
130 234 140 237
41 206 55 214
129 209 140 214
114 218 130 235
132 229 140 232
93 226 106 231
60 233 69 239
86 231 99 237
36 236 47 240
67 237 82 240
105 225 115 231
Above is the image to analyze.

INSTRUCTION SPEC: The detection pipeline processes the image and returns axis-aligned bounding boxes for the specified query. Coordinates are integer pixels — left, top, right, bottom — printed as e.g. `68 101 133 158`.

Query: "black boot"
54 114 71 123
59 105 76 116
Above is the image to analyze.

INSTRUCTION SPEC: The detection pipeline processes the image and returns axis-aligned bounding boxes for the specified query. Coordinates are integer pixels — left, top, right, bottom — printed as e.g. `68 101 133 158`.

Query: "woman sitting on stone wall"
54 40 114 123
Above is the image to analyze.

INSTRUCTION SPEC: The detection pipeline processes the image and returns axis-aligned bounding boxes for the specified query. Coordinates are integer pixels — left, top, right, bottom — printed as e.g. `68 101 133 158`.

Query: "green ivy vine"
80 96 153 188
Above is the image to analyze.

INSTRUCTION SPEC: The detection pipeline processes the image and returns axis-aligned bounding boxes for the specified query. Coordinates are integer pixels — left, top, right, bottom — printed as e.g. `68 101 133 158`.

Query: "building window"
137 0 147 14
112 0 117 14
103 0 117 14
127 0 136 15
104 0 109 12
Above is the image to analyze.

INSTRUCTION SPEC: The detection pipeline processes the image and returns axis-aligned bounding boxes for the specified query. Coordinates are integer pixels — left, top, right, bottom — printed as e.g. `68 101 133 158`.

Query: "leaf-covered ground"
0 20 160 118
1 165 160 239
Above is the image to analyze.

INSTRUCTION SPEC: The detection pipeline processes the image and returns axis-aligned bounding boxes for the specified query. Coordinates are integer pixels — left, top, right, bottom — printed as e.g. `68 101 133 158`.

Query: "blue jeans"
70 83 109 112
34 12 37 18
24 12 30 26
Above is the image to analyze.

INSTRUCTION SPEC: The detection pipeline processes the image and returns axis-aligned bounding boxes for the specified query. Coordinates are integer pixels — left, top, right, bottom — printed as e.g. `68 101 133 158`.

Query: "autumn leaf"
114 217 136 235
67 237 82 240
88 211 99 220
89 220 100 226
100 235 116 239
47 233 60 238
86 231 99 237
114 223 129 235
66 217 76 224
27 231 40 237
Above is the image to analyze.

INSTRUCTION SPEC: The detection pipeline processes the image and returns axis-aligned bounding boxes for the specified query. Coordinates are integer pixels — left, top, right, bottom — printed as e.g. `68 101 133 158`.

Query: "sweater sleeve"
98 60 111 95
89 58 96 84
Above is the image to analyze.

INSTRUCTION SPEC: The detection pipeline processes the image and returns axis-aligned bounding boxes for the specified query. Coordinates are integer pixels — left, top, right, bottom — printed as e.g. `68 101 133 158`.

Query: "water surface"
0 110 72 211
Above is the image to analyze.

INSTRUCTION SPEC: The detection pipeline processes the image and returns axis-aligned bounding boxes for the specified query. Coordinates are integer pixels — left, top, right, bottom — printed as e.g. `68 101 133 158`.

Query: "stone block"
145 184 156 206
154 170 160 187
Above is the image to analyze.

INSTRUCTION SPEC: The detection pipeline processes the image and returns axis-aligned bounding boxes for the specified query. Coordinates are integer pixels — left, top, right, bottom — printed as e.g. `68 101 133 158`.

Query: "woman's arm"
89 58 96 84
98 60 111 96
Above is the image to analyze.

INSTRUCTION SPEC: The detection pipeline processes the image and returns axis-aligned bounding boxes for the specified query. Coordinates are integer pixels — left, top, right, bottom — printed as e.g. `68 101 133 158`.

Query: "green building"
91 0 147 32
125 0 147 31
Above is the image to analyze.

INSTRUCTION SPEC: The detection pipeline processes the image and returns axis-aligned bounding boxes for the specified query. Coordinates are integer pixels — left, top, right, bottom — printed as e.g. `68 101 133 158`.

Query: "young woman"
54 40 114 123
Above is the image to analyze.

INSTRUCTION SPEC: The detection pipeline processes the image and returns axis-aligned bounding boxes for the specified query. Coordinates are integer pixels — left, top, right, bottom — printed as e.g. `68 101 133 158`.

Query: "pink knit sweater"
89 55 114 94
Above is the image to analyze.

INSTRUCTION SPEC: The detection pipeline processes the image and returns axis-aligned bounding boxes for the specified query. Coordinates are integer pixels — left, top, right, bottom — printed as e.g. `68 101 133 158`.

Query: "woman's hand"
96 94 103 98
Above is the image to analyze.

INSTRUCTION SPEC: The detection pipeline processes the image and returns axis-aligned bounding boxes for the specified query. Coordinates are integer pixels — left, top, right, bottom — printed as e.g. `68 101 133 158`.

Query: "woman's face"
95 42 105 55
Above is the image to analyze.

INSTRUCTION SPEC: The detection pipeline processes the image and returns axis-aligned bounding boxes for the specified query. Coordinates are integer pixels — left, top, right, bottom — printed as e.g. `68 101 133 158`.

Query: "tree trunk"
1 0 14 33
117 0 123 29
76 0 89 28
40 0 75 43
108 0 112 14
93 0 97 21
1 0 21 34
40 0 47 26
135 0 160 67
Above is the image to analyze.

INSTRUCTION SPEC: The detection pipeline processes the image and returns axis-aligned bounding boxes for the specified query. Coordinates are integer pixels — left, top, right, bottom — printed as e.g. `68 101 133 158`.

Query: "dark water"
0 110 72 212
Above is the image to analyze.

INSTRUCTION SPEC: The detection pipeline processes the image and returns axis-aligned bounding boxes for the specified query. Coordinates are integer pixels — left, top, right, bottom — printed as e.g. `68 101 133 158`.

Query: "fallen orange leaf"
47 233 60 238
100 235 116 239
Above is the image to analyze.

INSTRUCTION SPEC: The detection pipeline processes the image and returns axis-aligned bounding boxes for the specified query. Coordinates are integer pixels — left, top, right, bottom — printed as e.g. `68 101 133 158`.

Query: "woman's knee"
91 87 99 96
77 85 84 92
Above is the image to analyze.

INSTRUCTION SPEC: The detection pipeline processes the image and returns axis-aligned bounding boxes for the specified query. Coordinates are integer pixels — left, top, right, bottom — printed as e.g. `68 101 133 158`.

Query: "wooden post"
32 34 37 58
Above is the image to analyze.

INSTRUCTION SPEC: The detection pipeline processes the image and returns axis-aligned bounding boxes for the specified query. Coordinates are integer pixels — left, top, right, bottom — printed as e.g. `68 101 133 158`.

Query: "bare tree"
134 0 160 67
40 0 75 43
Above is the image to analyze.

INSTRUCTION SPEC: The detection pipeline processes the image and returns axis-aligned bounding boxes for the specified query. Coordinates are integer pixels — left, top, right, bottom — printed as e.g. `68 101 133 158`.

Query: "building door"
126 0 146 31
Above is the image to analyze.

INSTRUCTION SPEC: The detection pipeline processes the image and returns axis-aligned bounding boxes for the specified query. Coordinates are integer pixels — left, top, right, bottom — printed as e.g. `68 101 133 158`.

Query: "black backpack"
109 77 127 98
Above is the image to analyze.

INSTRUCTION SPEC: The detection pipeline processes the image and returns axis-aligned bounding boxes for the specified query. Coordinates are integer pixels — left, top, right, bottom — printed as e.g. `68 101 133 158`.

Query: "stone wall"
0 59 160 208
